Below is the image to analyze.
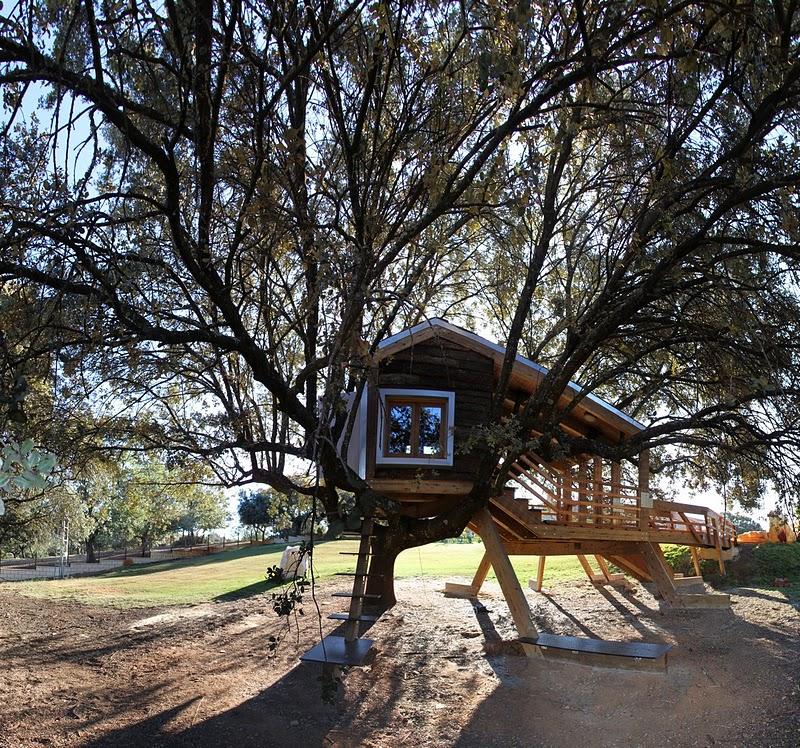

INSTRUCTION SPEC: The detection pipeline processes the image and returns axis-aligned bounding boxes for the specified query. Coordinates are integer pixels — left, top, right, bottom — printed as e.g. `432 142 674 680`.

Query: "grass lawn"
4 540 588 608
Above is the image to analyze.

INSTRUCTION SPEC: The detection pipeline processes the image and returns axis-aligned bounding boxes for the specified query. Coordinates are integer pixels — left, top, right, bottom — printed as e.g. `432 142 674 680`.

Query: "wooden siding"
370 338 493 483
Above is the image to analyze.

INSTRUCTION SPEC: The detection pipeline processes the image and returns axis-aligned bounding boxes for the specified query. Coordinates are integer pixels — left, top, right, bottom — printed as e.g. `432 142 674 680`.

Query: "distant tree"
725 513 763 535
237 491 274 542
174 483 229 545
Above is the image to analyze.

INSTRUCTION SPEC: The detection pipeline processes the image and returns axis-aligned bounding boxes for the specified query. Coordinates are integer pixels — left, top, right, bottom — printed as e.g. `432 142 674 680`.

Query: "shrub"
752 543 800 578
661 544 694 575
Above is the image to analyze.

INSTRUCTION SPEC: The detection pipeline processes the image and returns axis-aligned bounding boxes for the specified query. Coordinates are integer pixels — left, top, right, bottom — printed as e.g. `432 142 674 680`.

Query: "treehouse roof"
376 317 644 438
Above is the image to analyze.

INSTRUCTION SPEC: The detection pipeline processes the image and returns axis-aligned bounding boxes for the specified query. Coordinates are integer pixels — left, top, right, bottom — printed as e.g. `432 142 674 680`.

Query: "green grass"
4 540 588 608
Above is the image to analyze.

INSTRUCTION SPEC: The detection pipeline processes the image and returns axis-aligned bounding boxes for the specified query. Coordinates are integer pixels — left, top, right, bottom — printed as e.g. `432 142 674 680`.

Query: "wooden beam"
473 508 537 639
594 555 612 582
471 552 492 594
638 450 651 532
531 555 546 592
689 546 702 577
712 517 726 575
371 479 473 495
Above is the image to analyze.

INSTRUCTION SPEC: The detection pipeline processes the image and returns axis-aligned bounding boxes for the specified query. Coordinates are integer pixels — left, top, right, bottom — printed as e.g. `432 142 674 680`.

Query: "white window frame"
375 388 456 467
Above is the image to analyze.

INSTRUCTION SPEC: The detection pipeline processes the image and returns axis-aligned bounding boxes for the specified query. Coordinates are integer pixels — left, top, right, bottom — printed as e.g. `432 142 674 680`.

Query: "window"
376 389 455 466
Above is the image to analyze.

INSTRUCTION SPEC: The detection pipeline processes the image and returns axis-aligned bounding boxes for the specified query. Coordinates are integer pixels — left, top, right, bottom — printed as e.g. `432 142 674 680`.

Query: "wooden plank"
503 540 640 557
594 555 612 582
444 582 479 598
530 555 546 592
638 449 651 531
576 554 597 581
531 633 672 659
371 479 474 495
673 593 731 609
522 634 671 672
473 507 537 639
471 552 492 593
712 517 726 575
689 546 702 577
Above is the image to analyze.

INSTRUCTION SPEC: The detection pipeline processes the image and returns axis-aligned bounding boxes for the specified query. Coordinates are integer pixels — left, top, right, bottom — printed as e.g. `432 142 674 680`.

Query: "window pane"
388 404 413 454
419 405 443 455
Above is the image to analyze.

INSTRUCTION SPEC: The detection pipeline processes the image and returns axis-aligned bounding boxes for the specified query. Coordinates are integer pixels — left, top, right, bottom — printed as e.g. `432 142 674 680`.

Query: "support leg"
690 546 702 578
529 555 546 592
473 508 537 639
444 551 491 598
471 551 491 594
576 554 597 582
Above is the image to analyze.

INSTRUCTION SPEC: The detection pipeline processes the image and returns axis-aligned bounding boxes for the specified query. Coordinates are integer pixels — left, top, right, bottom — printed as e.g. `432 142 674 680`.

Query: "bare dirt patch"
0 577 797 747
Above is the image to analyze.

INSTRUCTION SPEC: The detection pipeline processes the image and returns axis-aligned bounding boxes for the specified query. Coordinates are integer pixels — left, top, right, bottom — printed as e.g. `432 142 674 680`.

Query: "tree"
238 485 314 540
725 512 763 535
1 1 800 606
237 491 275 542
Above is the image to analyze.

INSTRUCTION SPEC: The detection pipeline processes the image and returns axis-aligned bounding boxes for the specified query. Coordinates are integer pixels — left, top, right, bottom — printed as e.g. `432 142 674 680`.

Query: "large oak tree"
1 0 799 603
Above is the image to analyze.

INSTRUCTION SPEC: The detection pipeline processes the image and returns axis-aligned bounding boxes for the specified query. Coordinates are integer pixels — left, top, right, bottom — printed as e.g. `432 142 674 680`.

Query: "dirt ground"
0 576 798 748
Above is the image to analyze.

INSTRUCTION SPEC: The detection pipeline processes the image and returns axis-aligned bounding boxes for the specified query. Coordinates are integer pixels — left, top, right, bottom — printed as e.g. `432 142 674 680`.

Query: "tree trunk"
86 533 98 563
365 531 402 610
140 535 151 557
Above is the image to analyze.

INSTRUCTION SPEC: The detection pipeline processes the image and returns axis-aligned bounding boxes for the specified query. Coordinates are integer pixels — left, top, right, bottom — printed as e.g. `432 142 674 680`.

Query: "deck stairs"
498 452 735 550
300 518 378 666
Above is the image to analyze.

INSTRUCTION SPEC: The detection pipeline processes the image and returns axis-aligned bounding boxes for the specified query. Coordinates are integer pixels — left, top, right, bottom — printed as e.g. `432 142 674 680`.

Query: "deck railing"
506 453 735 548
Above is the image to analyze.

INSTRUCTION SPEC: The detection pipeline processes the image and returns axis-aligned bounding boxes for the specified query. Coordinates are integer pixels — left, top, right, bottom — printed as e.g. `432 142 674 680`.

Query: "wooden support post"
712 518 726 575
593 457 604 525
576 554 596 581
689 546 702 578
577 458 588 524
471 551 492 593
611 461 622 526
594 555 612 583
473 508 537 639
638 450 651 532
530 555 546 592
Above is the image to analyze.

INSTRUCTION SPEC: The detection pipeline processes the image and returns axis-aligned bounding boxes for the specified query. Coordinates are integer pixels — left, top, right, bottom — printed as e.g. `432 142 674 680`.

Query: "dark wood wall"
369 338 494 482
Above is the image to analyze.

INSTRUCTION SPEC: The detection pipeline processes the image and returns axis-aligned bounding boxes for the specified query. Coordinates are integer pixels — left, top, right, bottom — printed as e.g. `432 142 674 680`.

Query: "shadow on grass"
82 539 347 581
213 579 280 602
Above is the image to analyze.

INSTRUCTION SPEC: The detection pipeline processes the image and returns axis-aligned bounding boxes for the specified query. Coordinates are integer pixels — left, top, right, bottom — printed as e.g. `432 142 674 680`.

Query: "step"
339 551 371 556
327 612 381 623
331 591 381 600
520 633 672 672
299 635 373 666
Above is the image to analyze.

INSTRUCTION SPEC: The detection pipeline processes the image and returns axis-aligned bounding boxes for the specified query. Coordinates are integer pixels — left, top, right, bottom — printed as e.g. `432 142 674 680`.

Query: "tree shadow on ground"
212 579 277 602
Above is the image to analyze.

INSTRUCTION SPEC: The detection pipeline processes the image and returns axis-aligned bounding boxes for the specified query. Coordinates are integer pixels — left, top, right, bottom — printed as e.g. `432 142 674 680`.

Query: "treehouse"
302 318 736 668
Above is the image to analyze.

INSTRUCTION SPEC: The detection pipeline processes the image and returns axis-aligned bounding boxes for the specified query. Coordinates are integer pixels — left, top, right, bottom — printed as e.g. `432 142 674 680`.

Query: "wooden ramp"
520 633 672 672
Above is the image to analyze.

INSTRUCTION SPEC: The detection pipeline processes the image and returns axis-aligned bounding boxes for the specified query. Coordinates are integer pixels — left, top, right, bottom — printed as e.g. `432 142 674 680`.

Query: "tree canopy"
1 1 799 570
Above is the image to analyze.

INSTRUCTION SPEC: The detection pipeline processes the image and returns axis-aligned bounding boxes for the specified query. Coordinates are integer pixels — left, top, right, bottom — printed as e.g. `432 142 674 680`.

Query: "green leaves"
0 440 58 498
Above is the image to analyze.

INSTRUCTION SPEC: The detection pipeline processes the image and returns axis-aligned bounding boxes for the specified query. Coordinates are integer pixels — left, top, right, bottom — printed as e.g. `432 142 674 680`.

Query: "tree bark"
85 533 98 563
364 530 402 610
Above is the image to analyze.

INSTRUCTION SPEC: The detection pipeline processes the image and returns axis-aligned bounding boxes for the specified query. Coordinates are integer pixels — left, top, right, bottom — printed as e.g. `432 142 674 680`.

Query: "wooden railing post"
592 457 603 525
577 458 588 524
638 449 651 532
611 461 622 526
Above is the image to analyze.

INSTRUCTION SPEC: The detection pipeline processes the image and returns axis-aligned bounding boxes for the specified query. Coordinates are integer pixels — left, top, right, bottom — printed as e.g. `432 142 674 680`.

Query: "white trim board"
375 388 456 467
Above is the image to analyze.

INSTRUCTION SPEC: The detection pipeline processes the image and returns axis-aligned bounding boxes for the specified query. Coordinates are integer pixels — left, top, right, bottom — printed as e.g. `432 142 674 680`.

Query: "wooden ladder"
300 517 378 666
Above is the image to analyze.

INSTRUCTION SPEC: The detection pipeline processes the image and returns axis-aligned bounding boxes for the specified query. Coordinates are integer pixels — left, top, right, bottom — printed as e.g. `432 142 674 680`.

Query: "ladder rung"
331 592 381 600
328 612 381 623
334 572 383 578
339 551 379 557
